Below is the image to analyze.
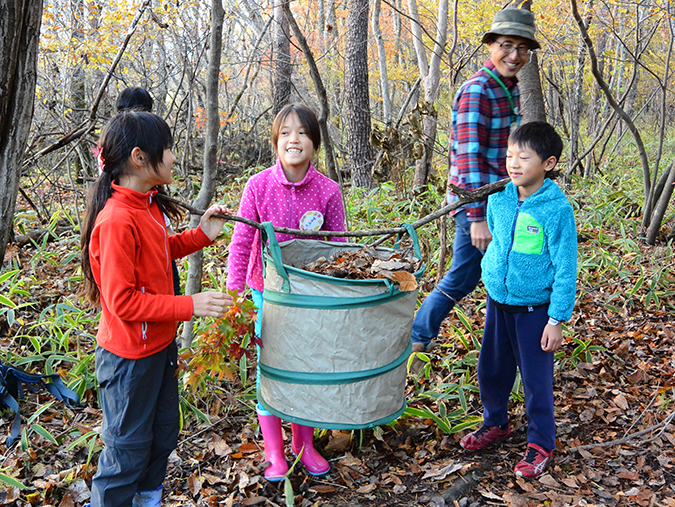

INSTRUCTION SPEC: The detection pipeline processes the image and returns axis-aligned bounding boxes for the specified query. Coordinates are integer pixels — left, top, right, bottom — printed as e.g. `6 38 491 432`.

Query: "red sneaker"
514 443 554 478
460 425 512 451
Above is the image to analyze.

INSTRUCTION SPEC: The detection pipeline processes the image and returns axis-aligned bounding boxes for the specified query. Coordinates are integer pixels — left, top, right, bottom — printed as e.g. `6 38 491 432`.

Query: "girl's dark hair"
81 111 180 306
271 104 321 151
116 87 153 113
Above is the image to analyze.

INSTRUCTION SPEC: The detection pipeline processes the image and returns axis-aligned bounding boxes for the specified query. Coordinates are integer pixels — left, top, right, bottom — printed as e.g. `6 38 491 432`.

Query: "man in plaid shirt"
410 7 541 371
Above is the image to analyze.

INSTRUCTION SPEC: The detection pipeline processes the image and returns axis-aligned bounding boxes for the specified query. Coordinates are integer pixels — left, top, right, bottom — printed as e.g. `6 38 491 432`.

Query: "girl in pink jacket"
226 104 346 480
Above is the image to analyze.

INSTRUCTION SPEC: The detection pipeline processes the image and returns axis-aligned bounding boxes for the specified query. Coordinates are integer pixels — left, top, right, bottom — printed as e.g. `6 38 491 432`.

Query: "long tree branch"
158 178 509 239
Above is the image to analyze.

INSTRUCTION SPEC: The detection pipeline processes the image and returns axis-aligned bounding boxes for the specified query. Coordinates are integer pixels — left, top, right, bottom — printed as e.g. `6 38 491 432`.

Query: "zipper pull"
141 287 148 349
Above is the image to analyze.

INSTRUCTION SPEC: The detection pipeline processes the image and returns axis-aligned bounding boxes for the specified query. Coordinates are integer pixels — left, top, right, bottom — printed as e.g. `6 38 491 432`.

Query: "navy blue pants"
411 211 484 348
91 341 180 507
479 297 556 451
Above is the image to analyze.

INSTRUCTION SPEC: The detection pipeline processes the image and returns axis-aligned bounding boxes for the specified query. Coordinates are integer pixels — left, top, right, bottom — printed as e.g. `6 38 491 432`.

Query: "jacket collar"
272 159 318 188
111 181 158 209
507 178 559 202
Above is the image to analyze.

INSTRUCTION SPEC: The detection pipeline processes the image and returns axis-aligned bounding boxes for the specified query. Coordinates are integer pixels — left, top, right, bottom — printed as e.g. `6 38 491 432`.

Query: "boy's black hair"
116 87 154 113
271 103 321 151
509 121 563 179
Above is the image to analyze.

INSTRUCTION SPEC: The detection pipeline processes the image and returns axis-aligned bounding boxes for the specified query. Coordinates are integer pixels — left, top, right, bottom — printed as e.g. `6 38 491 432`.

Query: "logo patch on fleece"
513 213 544 255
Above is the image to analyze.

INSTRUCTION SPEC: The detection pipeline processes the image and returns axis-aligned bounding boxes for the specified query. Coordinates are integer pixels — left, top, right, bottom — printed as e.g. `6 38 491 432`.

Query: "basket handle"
395 223 423 259
261 222 291 292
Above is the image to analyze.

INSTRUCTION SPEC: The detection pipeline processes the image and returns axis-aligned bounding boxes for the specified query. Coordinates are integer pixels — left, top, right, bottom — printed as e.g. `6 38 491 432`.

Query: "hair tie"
93 146 105 175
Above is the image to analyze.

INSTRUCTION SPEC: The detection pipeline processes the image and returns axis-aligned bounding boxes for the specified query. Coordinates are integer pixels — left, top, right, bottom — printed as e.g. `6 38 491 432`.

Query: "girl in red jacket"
81 111 232 507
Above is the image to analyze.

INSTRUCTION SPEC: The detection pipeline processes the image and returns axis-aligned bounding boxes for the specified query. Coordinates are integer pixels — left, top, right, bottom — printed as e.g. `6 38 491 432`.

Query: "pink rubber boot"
257 408 289 481
291 423 330 475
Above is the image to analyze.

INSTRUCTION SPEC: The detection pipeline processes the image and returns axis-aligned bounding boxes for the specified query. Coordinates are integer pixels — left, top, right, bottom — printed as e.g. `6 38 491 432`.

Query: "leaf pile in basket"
301 246 420 291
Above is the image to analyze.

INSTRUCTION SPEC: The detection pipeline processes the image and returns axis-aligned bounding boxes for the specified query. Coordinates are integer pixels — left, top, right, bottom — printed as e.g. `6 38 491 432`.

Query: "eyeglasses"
494 41 531 56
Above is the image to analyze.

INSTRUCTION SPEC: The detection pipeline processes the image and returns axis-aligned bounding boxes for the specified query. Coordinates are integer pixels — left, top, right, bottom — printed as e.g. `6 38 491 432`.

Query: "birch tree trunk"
273 0 292 116
372 0 392 126
568 1 592 176
70 0 95 179
345 0 374 188
181 0 224 347
0 0 42 263
409 0 449 189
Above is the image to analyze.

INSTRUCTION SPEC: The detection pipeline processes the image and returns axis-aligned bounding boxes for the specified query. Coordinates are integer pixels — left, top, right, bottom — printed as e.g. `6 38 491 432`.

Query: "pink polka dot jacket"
226 159 347 293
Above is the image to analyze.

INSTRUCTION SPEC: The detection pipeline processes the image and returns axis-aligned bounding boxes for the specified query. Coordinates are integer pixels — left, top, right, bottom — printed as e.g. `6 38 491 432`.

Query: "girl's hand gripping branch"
192 292 233 318
199 204 229 241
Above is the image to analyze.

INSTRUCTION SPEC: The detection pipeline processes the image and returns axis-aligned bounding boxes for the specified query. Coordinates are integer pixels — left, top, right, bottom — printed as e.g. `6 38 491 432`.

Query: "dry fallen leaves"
301 247 421 290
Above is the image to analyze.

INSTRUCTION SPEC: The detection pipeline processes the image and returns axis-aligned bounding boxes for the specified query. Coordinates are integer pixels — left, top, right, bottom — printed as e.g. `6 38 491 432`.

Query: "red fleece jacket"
89 183 212 359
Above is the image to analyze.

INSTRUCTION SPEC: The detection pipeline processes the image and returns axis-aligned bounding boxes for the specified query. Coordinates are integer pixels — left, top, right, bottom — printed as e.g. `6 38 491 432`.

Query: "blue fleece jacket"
481 179 577 322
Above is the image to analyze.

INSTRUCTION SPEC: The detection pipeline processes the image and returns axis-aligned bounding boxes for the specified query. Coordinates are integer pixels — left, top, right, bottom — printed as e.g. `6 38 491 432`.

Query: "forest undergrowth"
0 166 674 507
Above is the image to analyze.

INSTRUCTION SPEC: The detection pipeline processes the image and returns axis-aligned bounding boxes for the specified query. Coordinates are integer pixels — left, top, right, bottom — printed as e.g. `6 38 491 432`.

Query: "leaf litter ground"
1 229 674 507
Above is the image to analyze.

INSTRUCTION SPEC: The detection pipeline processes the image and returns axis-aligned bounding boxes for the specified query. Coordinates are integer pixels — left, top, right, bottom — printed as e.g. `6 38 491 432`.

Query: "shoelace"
522 446 542 463
473 426 493 438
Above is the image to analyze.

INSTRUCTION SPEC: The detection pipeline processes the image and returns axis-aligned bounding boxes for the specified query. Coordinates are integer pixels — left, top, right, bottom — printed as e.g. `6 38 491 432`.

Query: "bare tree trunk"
372 0 392 126
514 1 545 123
345 0 374 188
282 2 340 182
0 0 42 263
518 54 546 123
325 0 337 39
409 0 449 190
646 161 675 245
393 0 403 68
273 0 292 116
150 0 168 117
70 0 95 179
87 1 107 113
644 12 674 241
568 1 592 175
588 27 607 136
318 0 325 36
181 0 224 347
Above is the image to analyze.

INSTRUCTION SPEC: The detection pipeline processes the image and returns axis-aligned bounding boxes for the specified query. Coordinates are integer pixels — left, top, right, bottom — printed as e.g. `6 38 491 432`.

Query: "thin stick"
567 408 675 453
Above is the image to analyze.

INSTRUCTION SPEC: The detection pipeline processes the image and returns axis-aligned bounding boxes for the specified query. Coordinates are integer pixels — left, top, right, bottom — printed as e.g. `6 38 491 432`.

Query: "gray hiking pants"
90 341 180 507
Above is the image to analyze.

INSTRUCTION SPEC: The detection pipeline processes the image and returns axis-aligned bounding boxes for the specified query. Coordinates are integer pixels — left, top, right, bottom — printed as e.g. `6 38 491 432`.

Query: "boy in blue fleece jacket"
460 122 577 479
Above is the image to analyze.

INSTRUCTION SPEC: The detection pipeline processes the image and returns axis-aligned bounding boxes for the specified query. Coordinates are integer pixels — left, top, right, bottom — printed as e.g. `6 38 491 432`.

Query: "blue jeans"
411 210 484 348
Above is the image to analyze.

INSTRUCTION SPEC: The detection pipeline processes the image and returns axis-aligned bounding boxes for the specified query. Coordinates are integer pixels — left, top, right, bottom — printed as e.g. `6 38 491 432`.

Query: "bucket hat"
481 7 540 50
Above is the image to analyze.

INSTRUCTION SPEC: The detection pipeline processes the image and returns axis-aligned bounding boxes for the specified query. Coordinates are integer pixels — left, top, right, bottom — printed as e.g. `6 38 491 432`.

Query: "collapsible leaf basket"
257 222 425 429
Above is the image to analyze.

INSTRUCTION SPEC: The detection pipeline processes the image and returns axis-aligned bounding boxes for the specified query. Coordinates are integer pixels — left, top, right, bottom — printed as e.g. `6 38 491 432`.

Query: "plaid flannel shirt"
447 60 520 222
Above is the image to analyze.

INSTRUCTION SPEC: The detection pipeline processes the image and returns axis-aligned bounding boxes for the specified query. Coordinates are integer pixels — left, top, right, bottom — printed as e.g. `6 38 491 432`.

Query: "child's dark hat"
482 7 541 50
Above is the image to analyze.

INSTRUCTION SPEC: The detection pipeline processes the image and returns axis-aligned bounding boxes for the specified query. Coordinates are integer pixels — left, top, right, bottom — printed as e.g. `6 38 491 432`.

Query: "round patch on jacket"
299 211 324 231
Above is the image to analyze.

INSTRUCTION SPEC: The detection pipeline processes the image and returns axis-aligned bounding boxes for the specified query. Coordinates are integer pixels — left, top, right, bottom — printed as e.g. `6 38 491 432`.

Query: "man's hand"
541 323 563 352
470 220 492 251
